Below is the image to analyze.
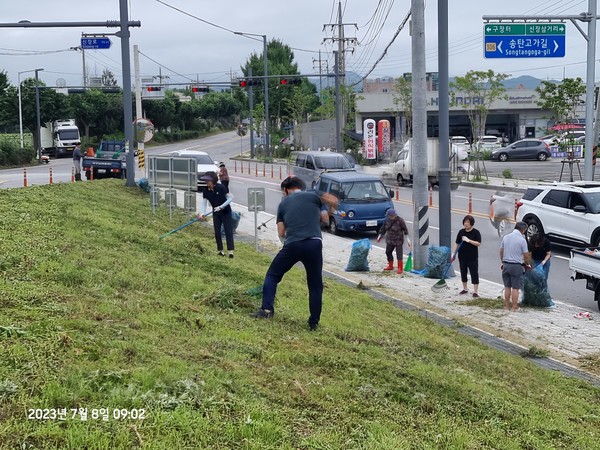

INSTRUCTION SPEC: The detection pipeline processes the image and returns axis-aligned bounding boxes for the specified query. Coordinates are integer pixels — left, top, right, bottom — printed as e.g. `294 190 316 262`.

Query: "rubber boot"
383 261 394 271
397 263 403 274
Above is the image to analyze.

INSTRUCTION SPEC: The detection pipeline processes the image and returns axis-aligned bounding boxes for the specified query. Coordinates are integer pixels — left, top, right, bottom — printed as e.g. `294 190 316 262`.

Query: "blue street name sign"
484 35 566 58
80 37 112 50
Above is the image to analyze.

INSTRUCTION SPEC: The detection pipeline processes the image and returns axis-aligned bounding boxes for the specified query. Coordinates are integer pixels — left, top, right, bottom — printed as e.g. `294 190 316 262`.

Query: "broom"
403 252 413 272
431 242 462 292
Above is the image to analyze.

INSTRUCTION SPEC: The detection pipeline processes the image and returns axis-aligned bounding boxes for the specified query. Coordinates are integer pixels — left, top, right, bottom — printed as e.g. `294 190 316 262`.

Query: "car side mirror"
573 205 587 213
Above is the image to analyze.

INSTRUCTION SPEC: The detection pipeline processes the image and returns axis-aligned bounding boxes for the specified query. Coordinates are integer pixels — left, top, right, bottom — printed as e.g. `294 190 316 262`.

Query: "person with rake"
377 209 410 274
451 214 482 297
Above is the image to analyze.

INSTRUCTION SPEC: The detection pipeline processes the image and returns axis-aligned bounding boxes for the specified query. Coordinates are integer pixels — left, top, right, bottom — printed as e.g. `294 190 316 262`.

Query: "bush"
0 141 36 167
502 169 513 179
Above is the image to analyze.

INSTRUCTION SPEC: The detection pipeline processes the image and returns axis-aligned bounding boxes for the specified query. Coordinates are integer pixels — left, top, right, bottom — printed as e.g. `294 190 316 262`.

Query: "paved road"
2 132 597 311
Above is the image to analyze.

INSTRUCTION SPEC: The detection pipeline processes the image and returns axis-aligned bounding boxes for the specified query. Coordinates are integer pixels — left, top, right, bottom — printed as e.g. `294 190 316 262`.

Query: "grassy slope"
0 180 599 450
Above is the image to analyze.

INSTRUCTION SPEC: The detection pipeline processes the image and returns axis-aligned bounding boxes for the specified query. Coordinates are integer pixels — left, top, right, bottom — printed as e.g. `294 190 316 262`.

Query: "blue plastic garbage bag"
422 246 451 279
345 238 371 272
221 211 241 235
522 264 554 307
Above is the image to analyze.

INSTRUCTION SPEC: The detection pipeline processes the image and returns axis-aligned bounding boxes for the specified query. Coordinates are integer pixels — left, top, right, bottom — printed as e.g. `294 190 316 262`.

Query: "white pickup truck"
569 247 600 311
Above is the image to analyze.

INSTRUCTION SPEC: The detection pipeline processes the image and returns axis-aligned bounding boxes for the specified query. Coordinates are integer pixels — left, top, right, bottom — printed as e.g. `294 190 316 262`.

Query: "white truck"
40 119 81 157
391 138 468 188
569 247 600 311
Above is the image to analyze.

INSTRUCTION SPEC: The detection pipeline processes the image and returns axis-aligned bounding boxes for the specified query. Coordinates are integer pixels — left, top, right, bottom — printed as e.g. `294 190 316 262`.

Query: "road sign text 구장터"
483 23 566 59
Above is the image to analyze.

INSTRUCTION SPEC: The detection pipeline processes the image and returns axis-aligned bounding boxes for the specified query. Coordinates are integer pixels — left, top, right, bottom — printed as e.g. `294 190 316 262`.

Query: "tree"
101 69 118 87
391 76 412 140
450 70 509 178
68 89 123 139
535 77 585 127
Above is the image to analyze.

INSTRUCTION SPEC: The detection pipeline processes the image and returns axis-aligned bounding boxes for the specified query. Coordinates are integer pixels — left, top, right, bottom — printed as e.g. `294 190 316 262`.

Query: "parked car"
450 136 469 145
490 139 551 162
516 182 600 246
475 134 502 150
290 151 353 189
313 170 394 235
168 149 218 191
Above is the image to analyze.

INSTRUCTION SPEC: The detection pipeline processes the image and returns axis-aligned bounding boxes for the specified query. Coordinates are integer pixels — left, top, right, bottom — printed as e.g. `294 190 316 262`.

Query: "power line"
138 50 195 83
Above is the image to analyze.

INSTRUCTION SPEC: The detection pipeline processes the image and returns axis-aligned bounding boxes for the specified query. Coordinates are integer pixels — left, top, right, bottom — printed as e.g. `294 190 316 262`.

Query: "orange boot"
383 261 394 271
397 262 403 274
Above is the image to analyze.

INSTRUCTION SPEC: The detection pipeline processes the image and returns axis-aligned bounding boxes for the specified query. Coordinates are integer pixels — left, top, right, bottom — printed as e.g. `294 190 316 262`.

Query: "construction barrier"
23 168 27 187
71 167 75 183
49 168 53 185
514 199 518 221
271 165 274 178
429 188 433 207
468 192 472 214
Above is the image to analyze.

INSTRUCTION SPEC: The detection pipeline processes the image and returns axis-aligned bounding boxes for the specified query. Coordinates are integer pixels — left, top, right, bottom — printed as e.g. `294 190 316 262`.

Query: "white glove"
214 206 222 212
462 236 470 243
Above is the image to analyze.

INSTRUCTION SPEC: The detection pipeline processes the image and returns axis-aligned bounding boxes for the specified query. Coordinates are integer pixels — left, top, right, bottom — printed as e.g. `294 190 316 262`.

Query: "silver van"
289 151 353 188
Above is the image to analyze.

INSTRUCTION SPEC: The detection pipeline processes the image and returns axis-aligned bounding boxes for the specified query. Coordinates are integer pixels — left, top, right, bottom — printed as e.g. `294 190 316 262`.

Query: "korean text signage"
363 119 376 160
484 23 565 58
81 37 112 50
377 120 390 157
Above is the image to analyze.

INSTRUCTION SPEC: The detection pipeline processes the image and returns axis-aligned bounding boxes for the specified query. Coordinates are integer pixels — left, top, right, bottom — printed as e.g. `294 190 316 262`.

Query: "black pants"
212 211 234 251
459 257 479 284
385 243 403 263
220 180 229 189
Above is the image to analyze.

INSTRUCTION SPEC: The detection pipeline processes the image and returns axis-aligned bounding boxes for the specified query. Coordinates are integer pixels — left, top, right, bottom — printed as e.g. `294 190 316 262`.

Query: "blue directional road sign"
80 37 112 50
484 35 565 58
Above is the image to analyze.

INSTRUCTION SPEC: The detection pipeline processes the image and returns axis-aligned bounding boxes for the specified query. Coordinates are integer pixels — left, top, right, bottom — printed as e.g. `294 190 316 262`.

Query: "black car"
490 139 551 162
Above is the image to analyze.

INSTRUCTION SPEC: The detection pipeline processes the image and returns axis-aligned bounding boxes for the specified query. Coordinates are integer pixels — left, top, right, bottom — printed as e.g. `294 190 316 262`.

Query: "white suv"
516 182 600 246
168 149 218 191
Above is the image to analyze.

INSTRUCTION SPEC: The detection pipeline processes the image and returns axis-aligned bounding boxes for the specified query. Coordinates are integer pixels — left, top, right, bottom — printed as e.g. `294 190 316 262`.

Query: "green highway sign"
484 23 566 36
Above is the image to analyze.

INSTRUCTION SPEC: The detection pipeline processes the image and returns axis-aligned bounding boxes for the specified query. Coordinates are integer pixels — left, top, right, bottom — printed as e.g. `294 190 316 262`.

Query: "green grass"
1 180 600 449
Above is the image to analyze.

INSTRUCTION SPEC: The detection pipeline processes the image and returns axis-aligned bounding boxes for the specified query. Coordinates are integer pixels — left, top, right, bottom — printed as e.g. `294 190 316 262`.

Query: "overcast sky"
1 0 596 89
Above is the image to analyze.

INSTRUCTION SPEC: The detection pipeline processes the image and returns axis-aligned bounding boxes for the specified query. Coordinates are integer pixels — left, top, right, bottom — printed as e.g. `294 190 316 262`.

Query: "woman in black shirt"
451 215 482 297
529 233 551 280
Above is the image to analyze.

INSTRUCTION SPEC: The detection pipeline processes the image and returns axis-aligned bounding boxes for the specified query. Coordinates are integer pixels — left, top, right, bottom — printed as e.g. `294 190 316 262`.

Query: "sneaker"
229 253 234 259
308 322 318 331
250 308 273 319
218 251 225 257
459 290 468 295
472 293 480 298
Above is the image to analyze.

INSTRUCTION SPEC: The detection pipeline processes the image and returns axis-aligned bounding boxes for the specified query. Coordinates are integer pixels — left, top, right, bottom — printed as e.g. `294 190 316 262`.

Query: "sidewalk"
164 187 600 380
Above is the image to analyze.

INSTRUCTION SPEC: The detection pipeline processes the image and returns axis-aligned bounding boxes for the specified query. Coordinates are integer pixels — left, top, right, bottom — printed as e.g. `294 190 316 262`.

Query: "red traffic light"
239 80 248 87
147 86 161 91
191 86 209 93
280 78 301 86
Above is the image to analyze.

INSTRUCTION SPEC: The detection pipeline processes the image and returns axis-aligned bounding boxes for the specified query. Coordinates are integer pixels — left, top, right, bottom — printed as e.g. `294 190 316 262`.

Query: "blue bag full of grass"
221 211 241 235
345 238 371 272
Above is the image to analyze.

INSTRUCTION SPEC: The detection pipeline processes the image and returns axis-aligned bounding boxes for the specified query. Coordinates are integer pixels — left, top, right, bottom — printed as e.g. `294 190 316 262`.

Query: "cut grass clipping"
1 180 599 449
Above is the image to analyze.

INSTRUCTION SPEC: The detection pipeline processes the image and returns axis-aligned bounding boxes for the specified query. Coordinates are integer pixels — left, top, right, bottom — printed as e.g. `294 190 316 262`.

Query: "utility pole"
313 50 327 102
133 44 144 161
438 0 452 249
323 1 357 146
411 0 429 269
334 51 341 153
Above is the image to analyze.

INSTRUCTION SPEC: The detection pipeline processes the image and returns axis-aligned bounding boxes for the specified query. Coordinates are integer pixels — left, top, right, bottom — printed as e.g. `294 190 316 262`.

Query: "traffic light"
280 77 302 86
238 78 261 88
147 86 162 92
191 86 209 93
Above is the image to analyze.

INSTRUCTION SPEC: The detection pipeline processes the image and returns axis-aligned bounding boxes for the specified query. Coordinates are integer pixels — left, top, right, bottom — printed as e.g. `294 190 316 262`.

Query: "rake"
431 242 462 293
159 211 212 239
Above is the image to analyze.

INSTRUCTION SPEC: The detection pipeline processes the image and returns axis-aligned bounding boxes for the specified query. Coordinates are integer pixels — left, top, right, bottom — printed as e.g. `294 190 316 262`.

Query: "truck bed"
569 247 600 279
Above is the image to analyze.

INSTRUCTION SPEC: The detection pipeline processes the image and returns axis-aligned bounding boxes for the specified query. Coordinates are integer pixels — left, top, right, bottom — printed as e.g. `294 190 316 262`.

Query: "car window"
306 156 316 170
541 189 570 208
316 178 329 193
341 181 389 200
314 155 351 170
569 193 587 209
522 188 543 200
330 181 341 198
195 155 214 164
514 142 527 148
295 154 306 168
527 141 541 148
396 150 409 161
583 192 600 213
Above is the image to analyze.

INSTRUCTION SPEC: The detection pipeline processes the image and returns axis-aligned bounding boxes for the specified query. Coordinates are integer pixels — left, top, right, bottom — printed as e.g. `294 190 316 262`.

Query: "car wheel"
329 217 340 235
537 152 548 161
498 153 509 162
525 216 544 239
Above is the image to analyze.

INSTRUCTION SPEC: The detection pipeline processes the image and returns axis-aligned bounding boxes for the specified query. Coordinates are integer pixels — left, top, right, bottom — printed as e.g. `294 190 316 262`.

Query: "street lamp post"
34 68 44 162
234 31 269 158
17 68 42 149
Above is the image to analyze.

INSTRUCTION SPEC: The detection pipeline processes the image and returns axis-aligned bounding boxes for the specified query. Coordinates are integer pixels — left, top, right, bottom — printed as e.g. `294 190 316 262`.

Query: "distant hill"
311 71 363 93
